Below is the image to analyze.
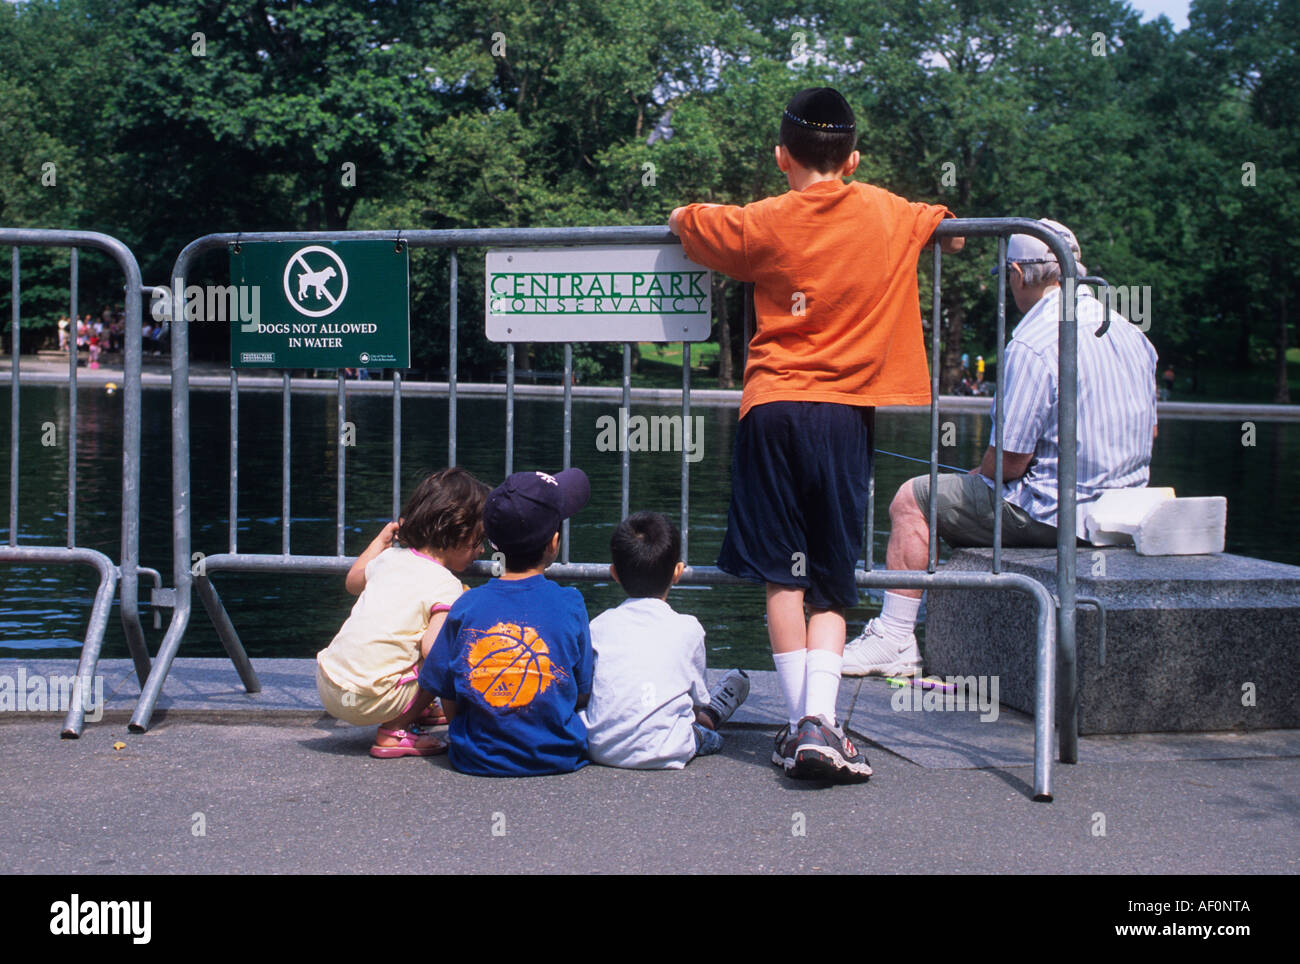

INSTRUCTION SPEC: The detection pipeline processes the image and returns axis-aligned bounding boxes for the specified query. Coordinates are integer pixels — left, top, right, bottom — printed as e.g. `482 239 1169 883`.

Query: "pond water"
1 384 1295 669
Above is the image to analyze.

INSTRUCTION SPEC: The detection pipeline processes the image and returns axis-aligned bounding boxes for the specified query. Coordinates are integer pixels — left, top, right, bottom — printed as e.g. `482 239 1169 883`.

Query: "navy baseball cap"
483 468 590 555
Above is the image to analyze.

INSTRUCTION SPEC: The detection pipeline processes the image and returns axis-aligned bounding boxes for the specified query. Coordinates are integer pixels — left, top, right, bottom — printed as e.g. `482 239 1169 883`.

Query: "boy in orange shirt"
669 87 963 782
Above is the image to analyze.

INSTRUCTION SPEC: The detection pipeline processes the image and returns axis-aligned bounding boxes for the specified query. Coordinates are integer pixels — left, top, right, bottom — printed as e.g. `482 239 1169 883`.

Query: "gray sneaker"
703 669 750 727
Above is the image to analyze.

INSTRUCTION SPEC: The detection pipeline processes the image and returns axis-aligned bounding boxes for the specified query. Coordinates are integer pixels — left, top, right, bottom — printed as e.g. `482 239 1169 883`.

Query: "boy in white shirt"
582 511 749 768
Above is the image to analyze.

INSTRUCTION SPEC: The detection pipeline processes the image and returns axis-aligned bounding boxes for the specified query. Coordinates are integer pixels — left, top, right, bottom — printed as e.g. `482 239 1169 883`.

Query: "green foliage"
0 0 1294 399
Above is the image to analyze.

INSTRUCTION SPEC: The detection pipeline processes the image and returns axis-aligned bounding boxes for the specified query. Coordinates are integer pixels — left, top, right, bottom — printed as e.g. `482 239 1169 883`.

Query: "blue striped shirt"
988 285 1158 539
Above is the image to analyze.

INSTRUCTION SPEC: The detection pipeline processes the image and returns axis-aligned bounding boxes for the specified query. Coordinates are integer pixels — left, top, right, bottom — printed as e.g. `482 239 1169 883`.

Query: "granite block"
925 549 1300 734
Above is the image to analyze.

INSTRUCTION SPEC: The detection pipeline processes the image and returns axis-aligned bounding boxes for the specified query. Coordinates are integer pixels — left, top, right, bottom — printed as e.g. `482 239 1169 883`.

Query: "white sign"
485 245 712 342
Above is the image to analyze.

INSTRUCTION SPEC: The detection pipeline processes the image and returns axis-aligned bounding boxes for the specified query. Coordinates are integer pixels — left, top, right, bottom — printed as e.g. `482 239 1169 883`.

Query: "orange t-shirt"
676 180 951 418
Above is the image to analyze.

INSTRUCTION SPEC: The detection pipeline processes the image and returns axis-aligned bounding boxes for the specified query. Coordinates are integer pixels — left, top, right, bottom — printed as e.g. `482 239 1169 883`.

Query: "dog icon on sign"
298 265 336 302
283 246 349 318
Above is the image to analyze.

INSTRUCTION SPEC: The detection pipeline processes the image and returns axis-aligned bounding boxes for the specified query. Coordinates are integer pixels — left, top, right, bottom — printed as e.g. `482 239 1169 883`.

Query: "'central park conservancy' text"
489 271 707 314
484 245 712 342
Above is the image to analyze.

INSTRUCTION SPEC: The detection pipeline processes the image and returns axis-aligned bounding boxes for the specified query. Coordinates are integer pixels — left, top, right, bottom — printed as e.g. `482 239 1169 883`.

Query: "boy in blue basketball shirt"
395 468 594 776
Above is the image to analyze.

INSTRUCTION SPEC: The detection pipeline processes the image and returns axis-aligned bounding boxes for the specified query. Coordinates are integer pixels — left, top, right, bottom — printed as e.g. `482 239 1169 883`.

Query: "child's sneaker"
788 714 872 783
703 669 750 727
842 618 921 677
771 723 798 771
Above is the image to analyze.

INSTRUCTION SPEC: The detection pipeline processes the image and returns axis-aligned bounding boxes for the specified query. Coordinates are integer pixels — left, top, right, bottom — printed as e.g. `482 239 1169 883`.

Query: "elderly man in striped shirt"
844 219 1159 677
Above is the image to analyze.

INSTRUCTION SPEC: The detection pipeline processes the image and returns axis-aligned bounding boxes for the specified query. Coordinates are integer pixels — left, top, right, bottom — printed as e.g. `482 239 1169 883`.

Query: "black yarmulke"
783 88 856 132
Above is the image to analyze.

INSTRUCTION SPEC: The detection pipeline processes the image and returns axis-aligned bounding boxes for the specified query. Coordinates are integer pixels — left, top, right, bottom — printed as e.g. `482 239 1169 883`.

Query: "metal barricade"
0 228 156 736
139 221 1083 801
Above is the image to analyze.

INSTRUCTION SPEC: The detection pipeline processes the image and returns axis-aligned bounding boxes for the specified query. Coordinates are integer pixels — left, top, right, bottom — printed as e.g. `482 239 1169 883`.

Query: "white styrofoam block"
1084 487 1176 546
1134 497 1228 556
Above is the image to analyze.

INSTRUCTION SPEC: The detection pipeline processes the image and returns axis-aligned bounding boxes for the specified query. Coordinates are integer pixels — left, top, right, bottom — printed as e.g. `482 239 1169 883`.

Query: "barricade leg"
1058 625 1079 764
56 553 119 738
847 567 1058 801
1032 586 1057 801
128 609 186 733
120 592 152 690
0 547 119 737
194 574 260 694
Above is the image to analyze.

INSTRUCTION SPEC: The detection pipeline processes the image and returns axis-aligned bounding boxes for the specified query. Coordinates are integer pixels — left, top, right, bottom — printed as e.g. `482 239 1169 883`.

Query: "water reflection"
2 385 1295 667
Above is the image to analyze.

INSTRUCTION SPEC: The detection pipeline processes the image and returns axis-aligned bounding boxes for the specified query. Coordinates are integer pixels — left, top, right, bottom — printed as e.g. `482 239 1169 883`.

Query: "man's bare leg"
886 479 928 600
844 480 926 675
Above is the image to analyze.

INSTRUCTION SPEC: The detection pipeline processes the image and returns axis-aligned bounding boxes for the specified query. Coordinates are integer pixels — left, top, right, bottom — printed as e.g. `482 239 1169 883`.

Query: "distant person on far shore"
1161 365 1174 401
975 354 985 386
316 467 489 758
57 315 70 351
581 511 750 769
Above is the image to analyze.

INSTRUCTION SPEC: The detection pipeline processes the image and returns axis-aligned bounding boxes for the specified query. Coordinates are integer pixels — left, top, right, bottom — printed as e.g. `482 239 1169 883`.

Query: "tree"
0 0 130 346
1184 0 1299 402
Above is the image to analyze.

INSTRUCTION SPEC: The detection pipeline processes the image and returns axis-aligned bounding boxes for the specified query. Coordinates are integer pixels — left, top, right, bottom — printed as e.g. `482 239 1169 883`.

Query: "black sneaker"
788 714 873 783
771 723 798 771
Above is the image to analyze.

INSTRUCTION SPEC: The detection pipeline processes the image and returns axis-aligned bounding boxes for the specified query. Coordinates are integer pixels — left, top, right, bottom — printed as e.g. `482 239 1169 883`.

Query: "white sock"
805 649 843 724
878 592 922 639
772 650 807 729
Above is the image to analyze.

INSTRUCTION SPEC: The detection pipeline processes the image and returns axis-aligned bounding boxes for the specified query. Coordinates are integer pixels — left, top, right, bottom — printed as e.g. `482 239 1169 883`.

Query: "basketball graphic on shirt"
466 622 555 708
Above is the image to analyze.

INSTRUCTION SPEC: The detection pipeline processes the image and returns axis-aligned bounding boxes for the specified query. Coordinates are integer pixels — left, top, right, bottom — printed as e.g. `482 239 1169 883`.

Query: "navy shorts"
716 401 874 611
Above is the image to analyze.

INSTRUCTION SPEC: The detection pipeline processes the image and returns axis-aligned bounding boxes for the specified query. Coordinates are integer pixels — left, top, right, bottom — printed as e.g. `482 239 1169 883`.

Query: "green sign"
229 240 409 369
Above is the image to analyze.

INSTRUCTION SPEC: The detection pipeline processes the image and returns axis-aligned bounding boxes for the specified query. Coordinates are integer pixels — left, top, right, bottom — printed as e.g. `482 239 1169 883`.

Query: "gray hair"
1020 223 1086 285
1020 257 1086 286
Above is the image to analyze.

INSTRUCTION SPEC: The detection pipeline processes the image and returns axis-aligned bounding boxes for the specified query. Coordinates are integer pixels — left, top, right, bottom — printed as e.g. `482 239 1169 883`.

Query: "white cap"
991 219 1081 274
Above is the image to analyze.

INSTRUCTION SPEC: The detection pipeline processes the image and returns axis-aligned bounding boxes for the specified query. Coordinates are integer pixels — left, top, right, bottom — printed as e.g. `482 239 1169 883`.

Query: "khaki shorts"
316 661 420 727
910 472 1060 549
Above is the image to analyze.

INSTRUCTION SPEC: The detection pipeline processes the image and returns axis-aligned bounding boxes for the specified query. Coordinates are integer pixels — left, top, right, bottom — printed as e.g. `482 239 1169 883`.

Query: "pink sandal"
397 668 448 727
369 727 447 759
416 698 449 727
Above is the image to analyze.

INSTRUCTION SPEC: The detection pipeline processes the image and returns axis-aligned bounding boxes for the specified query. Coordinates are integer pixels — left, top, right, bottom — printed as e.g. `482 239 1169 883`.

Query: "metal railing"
0 229 157 736
135 220 1086 801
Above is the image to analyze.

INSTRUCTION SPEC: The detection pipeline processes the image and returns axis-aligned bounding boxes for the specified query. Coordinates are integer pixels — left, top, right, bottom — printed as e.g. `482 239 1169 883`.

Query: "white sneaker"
842 619 921 677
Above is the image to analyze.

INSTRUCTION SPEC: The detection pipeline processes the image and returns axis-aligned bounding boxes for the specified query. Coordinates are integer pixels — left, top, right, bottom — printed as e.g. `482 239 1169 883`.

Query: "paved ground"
1 717 1295 875
1 660 1296 875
